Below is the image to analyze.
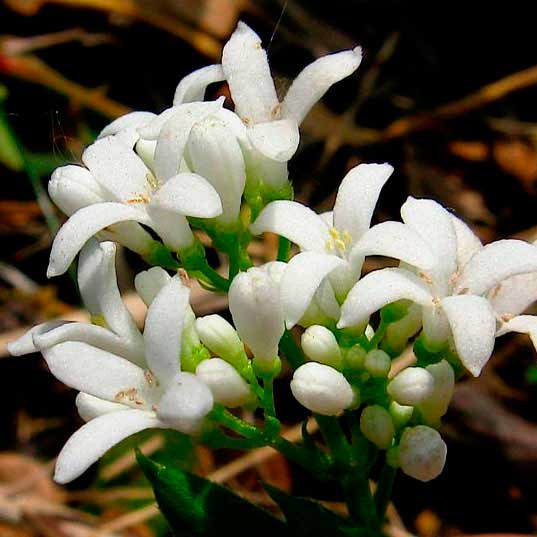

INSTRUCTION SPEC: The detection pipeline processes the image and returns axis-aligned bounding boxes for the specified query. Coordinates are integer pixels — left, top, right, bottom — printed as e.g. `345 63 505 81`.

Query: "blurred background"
1 1 537 535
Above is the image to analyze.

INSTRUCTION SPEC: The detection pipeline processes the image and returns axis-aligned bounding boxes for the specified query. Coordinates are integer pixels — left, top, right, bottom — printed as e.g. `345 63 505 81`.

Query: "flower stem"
277 236 291 262
374 462 397 524
279 330 305 369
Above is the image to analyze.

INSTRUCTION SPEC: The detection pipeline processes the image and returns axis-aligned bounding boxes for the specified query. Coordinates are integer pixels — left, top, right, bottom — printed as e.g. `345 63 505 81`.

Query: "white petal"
247 119 299 162
97 220 155 256
54 409 162 483
187 118 245 223
98 111 156 139
47 202 150 277
450 214 482 269
221 22 279 124
75 393 125 422
401 197 458 277
250 201 329 252
82 136 150 201
282 47 362 124
135 267 172 306
247 149 290 190
144 276 190 388
48 165 105 216
78 241 144 358
455 239 537 296
156 372 213 434
173 64 225 105
146 208 194 252
42 342 151 406
153 100 224 181
333 163 393 243
338 268 432 329
441 295 496 376
349 221 437 270
7 320 68 356
489 272 537 316
320 211 333 227
281 252 347 328
149 172 222 218
497 315 537 349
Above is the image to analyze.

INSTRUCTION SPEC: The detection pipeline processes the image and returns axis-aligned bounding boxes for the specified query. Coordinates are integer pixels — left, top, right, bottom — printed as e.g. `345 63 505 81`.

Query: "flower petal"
455 239 537 296
82 136 150 202
250 201 329 252
281 252 347 328
338 268 432 329
349 221 437 270
333 163 393 243
450 215 482 269
497 315 537 349
153 100 224 181
173 64 225 105
99 111 156 139
47 202 150 278
148 172 222 218
441 295 496 376
42 341 151 406
401 197 458 278
221 22 279 124
489 272 537 316
54 409 162 483
75 393 125 422
247 119 299 162
144 276 190 388
282 47 362 124
7 320 68 356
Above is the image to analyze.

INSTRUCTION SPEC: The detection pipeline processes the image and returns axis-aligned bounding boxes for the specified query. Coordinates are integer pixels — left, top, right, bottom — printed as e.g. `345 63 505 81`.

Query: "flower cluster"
9 22 537 492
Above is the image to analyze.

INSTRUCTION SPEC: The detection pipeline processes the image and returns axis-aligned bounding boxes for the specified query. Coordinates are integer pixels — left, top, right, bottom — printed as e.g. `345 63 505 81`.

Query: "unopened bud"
301 325 342 368
387 367 434 406
360 405 394 450
196 358 252 407
399 426 447 482
291 362 356 416
389 401 414 429
344 344 367 369
195 315 244 362
135 267 172 306
364 349 391 378
418 360 454 425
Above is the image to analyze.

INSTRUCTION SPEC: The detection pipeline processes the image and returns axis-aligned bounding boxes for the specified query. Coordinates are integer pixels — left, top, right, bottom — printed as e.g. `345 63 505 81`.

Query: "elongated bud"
301 325 342 368
384 304 422 354
418 360 455 424
364 349 391 378
135 267 172 306
399 426 447 482
422 304 451 351
360 405 394 449
229 267 284 362
48 165 104 215
196 358 252 407
344 344 367 369
387 367 434 406
291 362 356 416
195 315 244 362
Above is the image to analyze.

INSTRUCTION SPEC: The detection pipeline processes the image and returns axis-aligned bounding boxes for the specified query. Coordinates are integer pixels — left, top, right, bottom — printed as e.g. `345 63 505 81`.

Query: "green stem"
210 406 259 439
197 259 230 292
315 415 351 467
342 471 379 530
374 463 397 524
277 236 291 262
279 330 305 369
369 319 388 348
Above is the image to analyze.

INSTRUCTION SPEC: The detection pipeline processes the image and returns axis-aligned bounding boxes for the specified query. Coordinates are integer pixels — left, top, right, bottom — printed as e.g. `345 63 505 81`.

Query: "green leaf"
264 483 372 537
137 451 288 537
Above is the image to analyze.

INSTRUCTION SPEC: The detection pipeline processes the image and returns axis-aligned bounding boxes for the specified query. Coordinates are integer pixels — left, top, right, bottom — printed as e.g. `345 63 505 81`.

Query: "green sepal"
136 451 288 537
380 300 411 324
143 242 181 270
264 483 373 537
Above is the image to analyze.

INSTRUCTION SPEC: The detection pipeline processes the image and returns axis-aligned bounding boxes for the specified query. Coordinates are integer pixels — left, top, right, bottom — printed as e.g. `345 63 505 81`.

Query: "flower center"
325 227 352 257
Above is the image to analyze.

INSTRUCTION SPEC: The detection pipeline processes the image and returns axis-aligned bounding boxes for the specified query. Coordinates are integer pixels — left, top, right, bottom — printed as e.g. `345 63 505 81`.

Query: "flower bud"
360 405 394 449
195 315 244 362
196 358 251 407
229 267 284 362
48 165 104 215
422 304 451 351
418 360 455 425
389 401 414 429
384 304 422 354
399 426 447 482
344 344 367 369
135 267 172 306
301 325 342 368
364 349 391 378
387 367 434 406
290 362 355 416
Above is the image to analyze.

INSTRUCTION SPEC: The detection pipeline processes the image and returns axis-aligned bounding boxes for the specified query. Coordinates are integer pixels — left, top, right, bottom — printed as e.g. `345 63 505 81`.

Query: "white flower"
47 119 223 277
228 265 284 362
418 360 455 425
387 367 435 406
134 266 172 306
290 362 356 416
398 426 447 482
250 163 437 328
359 405 394 449
339 197 537 376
